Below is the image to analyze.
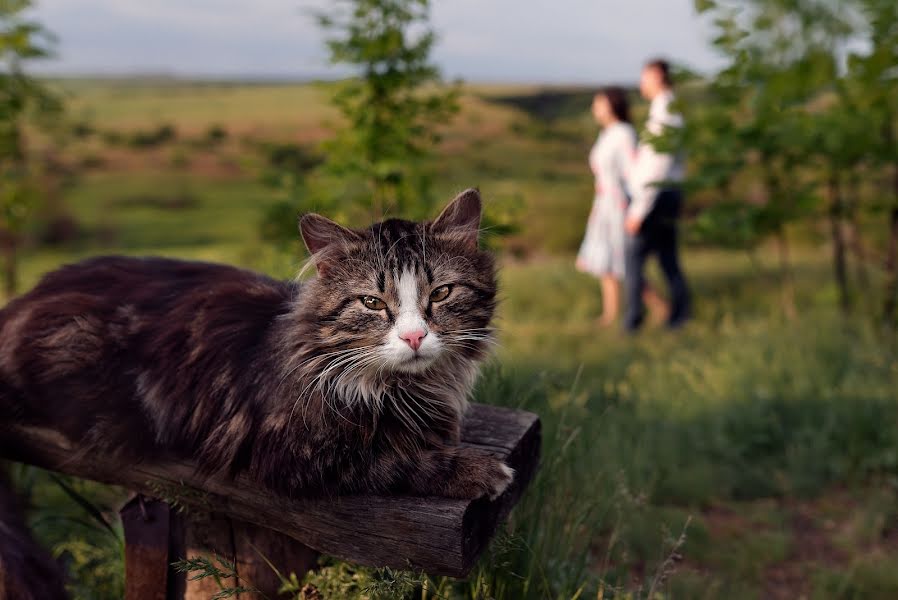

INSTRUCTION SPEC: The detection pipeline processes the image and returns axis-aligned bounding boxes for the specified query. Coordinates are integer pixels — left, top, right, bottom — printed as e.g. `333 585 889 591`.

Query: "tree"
0 0 60 296
690 0 869 318
315 0 459 222
846 0 898 325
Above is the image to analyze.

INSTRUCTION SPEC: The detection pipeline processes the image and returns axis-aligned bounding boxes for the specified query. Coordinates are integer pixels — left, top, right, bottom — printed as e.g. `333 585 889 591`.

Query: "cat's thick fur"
0 189 511 597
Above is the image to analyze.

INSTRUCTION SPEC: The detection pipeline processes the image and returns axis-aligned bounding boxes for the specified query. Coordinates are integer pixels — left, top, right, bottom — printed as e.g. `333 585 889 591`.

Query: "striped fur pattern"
0 190 511 598
0 189 512 501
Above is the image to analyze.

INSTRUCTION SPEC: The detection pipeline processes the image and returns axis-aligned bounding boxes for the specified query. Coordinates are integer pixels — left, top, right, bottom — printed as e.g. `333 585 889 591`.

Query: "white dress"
576 122 637 279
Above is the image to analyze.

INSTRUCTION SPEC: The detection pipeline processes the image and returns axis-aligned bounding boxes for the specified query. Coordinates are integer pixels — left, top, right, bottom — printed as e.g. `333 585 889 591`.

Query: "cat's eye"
360 295 386 311
429 285 452 303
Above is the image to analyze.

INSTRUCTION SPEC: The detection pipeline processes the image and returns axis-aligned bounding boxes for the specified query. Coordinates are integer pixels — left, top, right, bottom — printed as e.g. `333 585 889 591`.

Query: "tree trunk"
762 158 795 320
882 113 898 327
775 228 796 319
827 173 850 314
884 183 898 327
0 230 17 299
843 177 871 309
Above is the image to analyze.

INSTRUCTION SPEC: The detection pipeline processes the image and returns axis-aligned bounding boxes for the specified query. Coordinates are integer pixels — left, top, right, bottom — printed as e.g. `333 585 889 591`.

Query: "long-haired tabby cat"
0 189 512 599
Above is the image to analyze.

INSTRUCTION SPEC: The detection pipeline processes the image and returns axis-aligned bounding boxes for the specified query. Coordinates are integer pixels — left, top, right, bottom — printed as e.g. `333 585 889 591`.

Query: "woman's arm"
618 126 638 183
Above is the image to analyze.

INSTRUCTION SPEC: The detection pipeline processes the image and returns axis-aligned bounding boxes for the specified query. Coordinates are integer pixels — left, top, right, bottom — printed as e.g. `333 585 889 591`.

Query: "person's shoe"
666 310 691 330
623 313 644 335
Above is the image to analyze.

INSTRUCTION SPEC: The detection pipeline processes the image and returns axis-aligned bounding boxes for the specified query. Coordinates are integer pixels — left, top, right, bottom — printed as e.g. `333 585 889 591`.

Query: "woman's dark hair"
596 86 631 123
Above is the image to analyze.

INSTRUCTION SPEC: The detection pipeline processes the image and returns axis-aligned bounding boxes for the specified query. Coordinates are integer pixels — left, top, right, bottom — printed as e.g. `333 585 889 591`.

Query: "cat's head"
297 190 496 385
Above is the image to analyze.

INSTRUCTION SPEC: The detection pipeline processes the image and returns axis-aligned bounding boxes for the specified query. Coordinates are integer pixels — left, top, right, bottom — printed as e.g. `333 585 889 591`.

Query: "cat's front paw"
455 452 515 501
487 461 515 500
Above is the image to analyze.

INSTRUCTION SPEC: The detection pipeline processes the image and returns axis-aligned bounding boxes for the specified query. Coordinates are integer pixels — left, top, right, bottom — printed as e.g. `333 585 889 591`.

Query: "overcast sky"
30 1 721 84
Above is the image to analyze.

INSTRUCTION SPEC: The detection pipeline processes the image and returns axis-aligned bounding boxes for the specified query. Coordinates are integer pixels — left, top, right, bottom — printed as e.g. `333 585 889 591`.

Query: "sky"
30 1 722 85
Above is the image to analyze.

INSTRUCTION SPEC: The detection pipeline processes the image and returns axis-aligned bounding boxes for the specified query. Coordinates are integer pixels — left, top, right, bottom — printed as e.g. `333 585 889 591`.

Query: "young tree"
0 0 59 296
847 0 898 325
315 0 459 222
690 0 866 317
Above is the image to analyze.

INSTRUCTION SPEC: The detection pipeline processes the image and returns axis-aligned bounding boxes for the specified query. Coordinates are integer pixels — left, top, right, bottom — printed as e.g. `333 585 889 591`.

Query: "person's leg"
655 190 691 327
599 275 621 326
624 234 649 332
642 282 669 323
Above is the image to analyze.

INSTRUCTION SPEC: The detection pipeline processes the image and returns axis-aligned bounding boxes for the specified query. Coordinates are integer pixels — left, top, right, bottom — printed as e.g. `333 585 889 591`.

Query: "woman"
576 87 667 326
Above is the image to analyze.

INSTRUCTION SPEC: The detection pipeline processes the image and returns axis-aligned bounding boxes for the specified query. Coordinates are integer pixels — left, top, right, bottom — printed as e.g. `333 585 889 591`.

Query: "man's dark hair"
597 86 631 123
645 58 672 87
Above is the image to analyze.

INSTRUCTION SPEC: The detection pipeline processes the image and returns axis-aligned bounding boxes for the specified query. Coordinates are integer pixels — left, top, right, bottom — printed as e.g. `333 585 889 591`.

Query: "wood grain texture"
231 519 320 596
1 404 540 577
121 496 170 600
181 511 238 599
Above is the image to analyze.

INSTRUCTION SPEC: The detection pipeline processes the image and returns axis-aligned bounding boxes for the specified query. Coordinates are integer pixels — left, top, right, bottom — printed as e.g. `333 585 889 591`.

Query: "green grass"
52 79 339 136
7 79 898 599
474 305 898 598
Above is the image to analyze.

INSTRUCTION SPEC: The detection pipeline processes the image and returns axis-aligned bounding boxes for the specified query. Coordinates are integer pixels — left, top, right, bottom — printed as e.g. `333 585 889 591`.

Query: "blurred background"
3 0 898 598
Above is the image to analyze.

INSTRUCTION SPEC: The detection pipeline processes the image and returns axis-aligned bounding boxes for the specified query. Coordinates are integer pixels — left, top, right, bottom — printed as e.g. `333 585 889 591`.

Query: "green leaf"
48 474 120 541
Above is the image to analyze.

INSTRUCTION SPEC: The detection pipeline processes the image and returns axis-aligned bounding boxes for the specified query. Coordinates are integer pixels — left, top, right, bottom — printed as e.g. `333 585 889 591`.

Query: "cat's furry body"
0 190 510 598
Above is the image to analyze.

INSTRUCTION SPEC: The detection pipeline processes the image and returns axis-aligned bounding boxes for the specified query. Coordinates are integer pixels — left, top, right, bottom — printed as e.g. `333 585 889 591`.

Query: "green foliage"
294 560 428 600
126 123 177 149
0 0 57 162
54 538 125 600
10 69 898 598
311 0 460 222
204 123 229 146
11 466 125 600
173 555 260 599
686 0 898 321
687 0 853 235
0 0 61 294
0 167 37 232
257 0 462 250
813 556 898 599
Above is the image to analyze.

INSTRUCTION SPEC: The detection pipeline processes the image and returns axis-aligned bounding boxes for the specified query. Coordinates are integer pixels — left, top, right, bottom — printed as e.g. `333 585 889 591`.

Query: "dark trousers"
624 189 691 331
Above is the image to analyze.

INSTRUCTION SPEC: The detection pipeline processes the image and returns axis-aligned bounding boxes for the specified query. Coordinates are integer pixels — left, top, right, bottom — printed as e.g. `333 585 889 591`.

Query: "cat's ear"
299 213 361 276
431 188 482 250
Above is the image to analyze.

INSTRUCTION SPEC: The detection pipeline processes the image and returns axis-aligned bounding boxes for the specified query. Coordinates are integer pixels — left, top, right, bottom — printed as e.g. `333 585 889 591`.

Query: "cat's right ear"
299 214 361 276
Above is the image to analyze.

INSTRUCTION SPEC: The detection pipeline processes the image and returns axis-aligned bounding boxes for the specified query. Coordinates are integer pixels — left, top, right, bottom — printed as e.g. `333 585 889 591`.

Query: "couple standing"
576 59 690 332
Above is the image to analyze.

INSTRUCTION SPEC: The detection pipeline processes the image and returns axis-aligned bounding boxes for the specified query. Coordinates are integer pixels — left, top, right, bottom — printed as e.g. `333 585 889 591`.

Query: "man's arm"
627 147 676 225
626 92 683 232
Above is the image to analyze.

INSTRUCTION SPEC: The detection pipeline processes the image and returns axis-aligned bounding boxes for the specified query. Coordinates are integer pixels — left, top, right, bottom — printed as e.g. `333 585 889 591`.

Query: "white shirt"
588 121 637 203
627 90 685 222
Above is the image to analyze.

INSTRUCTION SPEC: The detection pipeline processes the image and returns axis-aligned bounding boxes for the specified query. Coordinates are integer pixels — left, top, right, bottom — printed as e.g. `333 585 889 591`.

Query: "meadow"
7 78 898 600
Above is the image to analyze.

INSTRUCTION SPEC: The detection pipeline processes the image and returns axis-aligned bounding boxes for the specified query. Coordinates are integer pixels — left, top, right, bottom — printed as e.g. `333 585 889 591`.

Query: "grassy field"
7 79 898 599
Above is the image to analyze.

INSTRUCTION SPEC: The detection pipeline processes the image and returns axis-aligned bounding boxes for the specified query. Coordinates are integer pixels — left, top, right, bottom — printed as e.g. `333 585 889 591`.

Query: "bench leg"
121 494 320 600
120 495 172 600
232 520 320 596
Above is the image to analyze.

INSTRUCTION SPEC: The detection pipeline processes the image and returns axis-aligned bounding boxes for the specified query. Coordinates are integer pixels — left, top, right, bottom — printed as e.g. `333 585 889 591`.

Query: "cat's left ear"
431 188 482 250
299 213 362 276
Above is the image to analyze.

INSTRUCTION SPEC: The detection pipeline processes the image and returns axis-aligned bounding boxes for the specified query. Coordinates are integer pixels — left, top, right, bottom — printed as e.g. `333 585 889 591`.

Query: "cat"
0 189 512 598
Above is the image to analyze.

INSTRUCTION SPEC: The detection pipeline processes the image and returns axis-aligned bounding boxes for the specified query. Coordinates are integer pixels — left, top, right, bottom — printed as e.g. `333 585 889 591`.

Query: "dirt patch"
702 502 764 537
763 494 853 600
633 490 856 600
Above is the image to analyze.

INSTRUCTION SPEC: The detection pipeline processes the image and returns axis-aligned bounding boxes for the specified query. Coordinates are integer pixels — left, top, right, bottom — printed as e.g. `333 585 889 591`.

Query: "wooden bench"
1 403 540 599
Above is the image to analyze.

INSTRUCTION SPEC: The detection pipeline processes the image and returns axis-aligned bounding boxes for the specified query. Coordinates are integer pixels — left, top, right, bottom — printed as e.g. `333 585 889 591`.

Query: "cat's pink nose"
399 329 427 351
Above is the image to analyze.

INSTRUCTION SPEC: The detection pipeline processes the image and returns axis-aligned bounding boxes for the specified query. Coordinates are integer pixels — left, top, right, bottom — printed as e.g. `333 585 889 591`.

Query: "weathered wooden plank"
121 496 170 600
182 511 238 599
0 404 540 577
231 520 319 596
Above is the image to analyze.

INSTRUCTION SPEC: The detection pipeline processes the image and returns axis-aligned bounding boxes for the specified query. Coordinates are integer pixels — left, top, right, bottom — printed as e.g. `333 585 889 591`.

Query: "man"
624 58 691 332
